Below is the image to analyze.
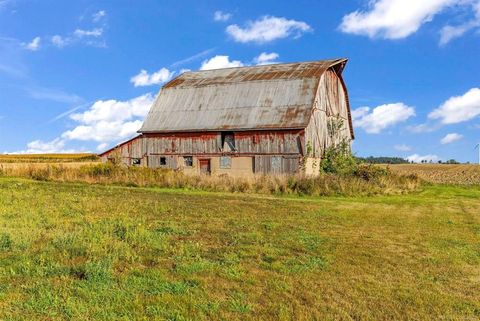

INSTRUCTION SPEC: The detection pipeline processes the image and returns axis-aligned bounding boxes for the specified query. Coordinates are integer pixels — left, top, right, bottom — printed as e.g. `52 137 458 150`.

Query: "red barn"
99 59 354 176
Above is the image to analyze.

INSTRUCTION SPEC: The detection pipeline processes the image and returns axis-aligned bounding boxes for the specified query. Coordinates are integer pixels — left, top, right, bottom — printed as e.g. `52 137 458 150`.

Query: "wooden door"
199 159 211 175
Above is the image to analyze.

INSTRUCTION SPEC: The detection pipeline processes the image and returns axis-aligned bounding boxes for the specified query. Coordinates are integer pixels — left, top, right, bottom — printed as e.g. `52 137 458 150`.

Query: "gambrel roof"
139 58 350 133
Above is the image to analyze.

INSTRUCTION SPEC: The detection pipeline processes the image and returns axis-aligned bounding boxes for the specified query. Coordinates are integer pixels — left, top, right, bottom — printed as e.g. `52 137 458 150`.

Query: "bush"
320 140 358 176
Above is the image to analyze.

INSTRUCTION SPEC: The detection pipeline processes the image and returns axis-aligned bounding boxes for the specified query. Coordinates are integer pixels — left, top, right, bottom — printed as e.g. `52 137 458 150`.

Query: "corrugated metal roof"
139 59 348 133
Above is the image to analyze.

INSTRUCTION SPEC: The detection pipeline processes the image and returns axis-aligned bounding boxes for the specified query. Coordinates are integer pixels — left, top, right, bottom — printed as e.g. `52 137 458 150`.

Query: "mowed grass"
0 178 479 320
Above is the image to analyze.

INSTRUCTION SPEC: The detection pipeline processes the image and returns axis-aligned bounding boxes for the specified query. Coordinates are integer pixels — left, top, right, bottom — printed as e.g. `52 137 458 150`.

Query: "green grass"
0 178 479 320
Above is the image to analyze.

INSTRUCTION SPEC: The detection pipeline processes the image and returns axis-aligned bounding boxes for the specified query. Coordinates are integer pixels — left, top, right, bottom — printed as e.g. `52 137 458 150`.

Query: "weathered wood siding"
305 69 352 158
254 155 300 174
143 130 303 155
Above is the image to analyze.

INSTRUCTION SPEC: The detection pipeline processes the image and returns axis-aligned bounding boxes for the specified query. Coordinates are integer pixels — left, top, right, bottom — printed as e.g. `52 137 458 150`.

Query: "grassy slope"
0 178 479 321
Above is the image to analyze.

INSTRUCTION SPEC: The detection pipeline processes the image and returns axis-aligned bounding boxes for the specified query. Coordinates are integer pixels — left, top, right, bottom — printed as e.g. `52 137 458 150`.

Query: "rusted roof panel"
140 59 347 133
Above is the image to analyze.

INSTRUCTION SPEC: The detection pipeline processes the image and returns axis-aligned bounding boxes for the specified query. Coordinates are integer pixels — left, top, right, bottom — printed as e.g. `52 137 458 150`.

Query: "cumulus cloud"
254 52 279 65
339 0 480 41
226 15 312 43
352 103 416 133
25 36 40 51
394 144 412 152
214 10 232 22
62 93 155 144
429 88 480 124
406 154 440 163
200 55 243 70
441 133 463 144
130 68 175 87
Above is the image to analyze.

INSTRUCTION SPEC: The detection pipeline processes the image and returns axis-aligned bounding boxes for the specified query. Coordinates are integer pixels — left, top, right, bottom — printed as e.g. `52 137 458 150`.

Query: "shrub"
320 118 358 176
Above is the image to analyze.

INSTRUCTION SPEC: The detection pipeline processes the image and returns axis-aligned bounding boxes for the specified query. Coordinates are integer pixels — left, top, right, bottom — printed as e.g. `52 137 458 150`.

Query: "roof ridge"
181 58 347 74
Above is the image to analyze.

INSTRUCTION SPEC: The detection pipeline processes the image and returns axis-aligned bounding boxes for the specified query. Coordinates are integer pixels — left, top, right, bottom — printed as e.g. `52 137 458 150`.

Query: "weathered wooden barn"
99 59 354 176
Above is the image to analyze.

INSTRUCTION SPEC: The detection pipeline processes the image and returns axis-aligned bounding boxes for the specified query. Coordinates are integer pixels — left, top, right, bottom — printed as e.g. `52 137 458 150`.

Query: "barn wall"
100 130 305 175
142 130 303 155
305 69 352 160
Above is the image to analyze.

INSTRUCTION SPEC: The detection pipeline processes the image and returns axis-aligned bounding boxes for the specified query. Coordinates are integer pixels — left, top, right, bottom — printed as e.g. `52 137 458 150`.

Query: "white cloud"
339 0 465 39
214 10 232 22
25 36 40 51
74 28 103 38
440 132 463 144
406 154 440 163
51 35 68 48
50 28 105 48
254 52 279 65
16 138 75 154
439 2 480 45
352 103 416 133
226 15 312 43
439 23 476 45
394 144 412 152
200 55 243 70
429 88 480 124
62 93 154 143
92 10 106 22
130 68 175 87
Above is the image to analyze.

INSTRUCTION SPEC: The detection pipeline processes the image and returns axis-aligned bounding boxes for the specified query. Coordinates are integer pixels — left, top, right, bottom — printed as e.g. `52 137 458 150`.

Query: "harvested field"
0 153 99 163
387 164 480 185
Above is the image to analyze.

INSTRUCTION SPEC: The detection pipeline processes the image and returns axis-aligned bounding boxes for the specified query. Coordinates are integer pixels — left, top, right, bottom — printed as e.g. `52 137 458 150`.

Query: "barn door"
199 159 211 175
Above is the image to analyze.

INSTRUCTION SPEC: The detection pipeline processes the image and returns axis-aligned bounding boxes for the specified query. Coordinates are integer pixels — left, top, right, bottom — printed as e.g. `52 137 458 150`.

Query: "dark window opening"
221 131 235 152
132 158 141 166
184 156 193 167
160 157 167 165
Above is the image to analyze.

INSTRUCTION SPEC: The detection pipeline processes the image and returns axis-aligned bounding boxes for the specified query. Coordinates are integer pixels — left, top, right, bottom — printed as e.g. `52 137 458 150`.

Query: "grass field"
0 178 479 320
388 164 480 185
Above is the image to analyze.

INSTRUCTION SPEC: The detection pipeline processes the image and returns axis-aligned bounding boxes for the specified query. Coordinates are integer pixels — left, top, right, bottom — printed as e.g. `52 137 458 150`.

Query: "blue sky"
0 0 479 162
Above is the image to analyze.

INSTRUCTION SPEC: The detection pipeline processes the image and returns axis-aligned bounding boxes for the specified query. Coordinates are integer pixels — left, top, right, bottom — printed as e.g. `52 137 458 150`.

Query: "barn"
99 58 354 176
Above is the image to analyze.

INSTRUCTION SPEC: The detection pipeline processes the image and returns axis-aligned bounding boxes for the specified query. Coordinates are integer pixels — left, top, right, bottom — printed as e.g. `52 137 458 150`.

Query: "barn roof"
139 58 349 133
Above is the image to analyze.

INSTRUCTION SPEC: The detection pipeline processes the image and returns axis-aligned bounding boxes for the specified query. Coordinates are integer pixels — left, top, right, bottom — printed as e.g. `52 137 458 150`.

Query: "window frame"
219 156 232 169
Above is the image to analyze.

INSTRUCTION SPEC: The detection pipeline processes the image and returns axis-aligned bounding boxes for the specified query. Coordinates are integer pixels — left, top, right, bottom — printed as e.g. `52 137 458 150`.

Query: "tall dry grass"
0 163 421 196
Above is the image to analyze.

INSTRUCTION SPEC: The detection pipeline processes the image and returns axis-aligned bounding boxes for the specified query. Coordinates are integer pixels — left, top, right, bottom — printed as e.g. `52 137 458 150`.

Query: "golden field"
0 153 99 163
387 164 480 185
